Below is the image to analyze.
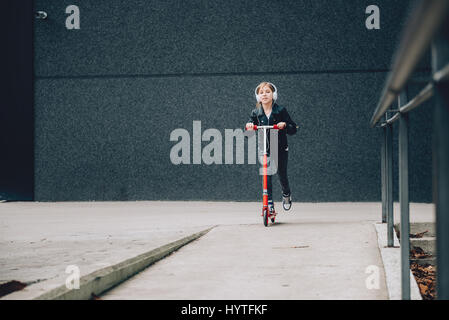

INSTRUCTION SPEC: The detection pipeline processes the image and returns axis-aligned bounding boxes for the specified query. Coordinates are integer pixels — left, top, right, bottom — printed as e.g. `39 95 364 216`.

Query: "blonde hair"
255 82 276 108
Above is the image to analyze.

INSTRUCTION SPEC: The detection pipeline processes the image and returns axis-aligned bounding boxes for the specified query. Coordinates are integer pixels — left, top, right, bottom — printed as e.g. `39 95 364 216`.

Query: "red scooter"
247 124 283 227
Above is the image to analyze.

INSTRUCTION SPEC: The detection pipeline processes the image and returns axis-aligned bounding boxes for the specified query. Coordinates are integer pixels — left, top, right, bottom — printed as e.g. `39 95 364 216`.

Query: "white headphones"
255 82 278 102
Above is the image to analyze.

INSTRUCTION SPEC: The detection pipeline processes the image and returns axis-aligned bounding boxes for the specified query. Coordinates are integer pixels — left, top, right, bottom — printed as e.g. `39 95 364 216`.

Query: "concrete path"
101 220 387 299
0 201 434 299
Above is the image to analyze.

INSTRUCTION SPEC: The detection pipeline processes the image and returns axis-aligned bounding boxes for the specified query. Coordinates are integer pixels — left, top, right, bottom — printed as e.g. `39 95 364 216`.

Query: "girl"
245 82 298 214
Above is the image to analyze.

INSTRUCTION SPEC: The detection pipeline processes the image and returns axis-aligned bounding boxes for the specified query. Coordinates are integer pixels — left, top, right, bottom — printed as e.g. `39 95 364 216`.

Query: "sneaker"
268 201 275 214
282 193 292 211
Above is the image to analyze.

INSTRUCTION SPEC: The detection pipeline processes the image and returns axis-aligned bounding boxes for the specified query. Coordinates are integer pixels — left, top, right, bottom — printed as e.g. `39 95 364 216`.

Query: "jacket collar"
256 103 280 117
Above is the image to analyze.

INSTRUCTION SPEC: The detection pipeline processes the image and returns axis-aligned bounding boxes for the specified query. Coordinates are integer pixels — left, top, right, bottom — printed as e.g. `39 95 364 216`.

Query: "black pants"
260 149 290 201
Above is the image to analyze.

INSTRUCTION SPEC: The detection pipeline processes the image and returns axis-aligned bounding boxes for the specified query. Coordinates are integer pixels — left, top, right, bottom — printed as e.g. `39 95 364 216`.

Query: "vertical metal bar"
399 91 410 300
432 19 449 300
382 120 387 223
386 119 394 247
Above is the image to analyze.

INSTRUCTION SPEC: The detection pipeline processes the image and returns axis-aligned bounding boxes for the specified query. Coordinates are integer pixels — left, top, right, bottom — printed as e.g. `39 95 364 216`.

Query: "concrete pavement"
102 221 387 299
0 201 434 299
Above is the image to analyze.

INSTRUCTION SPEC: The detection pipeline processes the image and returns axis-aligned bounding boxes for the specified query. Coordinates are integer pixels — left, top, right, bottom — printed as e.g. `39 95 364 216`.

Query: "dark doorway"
0 0 34 201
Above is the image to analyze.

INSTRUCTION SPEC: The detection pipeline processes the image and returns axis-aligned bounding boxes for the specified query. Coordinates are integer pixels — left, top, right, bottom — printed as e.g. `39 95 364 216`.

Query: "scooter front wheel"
263 208 269 227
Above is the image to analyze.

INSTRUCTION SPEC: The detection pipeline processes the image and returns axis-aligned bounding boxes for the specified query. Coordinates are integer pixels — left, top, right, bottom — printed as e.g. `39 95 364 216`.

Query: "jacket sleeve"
281 107 298 135
244 109 258 130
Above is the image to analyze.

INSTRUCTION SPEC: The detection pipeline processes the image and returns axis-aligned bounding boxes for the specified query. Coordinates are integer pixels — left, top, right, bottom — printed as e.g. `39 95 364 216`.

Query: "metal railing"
370 0 449 300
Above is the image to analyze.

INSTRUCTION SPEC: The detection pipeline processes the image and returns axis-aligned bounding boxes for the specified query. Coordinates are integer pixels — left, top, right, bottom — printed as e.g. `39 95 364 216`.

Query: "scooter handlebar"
246 124 282 130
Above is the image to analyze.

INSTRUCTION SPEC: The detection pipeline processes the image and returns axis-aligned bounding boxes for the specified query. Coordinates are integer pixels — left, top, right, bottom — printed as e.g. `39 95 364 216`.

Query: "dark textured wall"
0 0 34 201
33 0 432 202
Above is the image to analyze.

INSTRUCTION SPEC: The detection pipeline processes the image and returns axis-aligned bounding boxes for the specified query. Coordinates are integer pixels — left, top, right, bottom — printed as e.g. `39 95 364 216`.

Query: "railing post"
386 115 394 247
432 18 449 300
398 91 410 300
382 115 387 223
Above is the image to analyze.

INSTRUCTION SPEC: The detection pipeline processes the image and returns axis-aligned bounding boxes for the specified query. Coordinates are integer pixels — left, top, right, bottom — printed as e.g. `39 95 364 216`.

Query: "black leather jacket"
246 103 298 151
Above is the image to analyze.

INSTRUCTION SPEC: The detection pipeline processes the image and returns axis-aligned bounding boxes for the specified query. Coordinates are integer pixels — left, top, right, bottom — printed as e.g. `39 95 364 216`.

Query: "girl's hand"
246 123 254 130
277 122 286 129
